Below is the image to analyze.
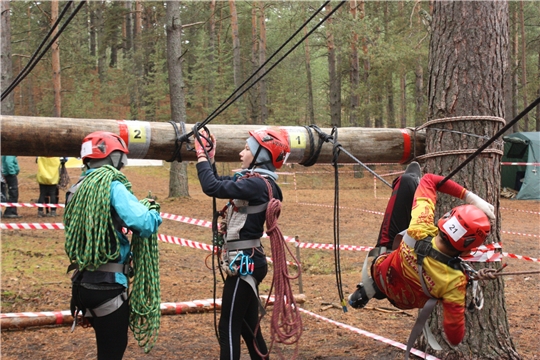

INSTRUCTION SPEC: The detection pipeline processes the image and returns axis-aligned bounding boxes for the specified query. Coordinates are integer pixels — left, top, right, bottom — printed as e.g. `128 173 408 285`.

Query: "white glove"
465 191 495 221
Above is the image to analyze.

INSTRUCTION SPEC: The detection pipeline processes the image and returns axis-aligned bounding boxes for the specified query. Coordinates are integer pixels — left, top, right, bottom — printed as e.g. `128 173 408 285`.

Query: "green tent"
501 132 540 200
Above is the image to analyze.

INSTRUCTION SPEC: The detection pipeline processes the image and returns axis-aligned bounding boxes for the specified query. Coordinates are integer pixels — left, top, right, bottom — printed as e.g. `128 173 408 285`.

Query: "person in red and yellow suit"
349 170 495 347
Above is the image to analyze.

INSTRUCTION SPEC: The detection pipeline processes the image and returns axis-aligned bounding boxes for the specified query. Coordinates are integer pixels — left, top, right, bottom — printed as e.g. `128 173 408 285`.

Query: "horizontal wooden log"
0 115 425 164
0 294 306 330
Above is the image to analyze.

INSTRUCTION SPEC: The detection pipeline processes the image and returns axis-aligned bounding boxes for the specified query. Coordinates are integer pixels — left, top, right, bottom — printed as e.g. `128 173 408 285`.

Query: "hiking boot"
48 210 58 217
3 214 22 219
348 283 370 309
403 161 422 185
38 210 45 217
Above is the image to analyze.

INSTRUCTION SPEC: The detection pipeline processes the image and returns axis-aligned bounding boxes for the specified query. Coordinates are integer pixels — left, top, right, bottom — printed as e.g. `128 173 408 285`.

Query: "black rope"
300 125 331 167
437 95 540 188
331 127 347 312
167 121 190 162
1 1 86 101
175 0 345 143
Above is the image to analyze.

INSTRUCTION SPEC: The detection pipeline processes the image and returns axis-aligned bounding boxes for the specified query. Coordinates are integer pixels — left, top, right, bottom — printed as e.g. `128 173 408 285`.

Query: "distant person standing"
36 157 62 217
1 155 22 219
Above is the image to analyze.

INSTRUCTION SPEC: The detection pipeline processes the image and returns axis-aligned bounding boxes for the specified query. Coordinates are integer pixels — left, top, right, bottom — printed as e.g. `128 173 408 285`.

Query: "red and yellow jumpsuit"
372 173 469 345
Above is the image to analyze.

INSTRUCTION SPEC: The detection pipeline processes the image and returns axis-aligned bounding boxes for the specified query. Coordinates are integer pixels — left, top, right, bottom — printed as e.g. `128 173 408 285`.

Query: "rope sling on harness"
64 166 161 353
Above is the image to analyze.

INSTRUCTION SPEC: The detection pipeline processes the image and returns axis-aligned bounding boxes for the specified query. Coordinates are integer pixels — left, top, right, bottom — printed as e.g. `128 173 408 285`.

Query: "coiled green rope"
64 165 131 270
64 165 161 353
129 198 161 353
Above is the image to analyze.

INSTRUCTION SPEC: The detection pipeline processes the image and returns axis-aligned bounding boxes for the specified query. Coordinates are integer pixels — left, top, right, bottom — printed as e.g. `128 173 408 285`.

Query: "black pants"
38 184 58 212
2 175 19 216
219 265 268 360
72 283 129 360
375 173 419 249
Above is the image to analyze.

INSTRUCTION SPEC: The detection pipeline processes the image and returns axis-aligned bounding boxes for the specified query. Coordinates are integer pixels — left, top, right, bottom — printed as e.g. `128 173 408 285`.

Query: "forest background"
5 0 540 132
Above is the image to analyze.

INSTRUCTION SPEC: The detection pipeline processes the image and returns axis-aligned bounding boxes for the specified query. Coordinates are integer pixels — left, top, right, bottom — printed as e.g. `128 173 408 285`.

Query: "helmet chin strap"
248 146 263 170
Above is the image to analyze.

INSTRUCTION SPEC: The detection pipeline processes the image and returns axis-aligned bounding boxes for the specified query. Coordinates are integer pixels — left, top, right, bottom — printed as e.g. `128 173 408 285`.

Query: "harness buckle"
414 239 432 265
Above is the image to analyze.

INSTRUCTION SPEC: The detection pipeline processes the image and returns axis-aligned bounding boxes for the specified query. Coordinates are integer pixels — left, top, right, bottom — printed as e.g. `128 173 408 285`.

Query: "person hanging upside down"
194 127 290 360
349 162 495 349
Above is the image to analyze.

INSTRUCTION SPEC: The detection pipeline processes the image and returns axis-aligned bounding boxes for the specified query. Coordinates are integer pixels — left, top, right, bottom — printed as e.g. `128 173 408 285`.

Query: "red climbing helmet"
249 128 290 169
437 204 491 252
80 131 129 161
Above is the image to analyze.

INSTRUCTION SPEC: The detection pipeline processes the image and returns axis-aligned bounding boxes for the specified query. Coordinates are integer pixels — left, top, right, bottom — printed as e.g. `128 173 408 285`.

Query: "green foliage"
6 1 539 129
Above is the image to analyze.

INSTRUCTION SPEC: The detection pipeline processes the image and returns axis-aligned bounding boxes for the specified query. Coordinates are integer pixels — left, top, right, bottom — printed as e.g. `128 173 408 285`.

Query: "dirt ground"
1 157 539 359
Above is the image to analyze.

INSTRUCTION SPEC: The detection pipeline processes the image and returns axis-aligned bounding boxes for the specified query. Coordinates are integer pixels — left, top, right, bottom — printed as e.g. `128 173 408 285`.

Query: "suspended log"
0 294 306 330
0 115 425 164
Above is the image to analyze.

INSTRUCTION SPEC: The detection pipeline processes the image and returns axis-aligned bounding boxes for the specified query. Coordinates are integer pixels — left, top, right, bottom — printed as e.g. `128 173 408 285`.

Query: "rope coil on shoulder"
242 172 303 358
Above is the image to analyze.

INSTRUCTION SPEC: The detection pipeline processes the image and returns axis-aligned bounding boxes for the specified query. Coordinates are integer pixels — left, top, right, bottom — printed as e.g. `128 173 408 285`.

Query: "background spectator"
1 155 21 218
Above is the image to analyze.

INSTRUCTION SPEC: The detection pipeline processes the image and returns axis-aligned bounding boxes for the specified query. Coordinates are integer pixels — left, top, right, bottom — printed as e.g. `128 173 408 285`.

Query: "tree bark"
0 115 425 166
359 1 371 127
414 58 424 127
425 2 518 359
511 3 519 133
228 0 245 122
349 0 360 127
166 1 189 198
401 69 407 128
303 22 315 125
1 0 14 116
249 3 259 125
207 0 216 110
518 0 528 131
96 1 106 83
258 2 268 124
51 0 61 117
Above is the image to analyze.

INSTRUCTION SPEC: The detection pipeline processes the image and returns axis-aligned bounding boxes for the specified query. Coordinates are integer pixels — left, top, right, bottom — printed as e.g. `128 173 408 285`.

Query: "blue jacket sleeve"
110 181 162 238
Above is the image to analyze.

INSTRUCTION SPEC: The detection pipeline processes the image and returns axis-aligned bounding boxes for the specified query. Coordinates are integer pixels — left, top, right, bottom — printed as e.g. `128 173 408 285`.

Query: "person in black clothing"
194 127 291 360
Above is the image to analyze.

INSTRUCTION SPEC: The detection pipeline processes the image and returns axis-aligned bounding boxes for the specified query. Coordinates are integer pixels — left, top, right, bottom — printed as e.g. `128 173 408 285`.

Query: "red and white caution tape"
0 223 65 230
2 219 538 263
1 202 65 208
500 207 540 215
501 230 538 238
298 308 440 360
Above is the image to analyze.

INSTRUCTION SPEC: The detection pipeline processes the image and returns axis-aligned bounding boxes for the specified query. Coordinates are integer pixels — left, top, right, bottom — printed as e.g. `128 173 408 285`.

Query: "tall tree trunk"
425 2 517 358
1 0 14 116
249 3 259 125
349 0 360 127
166 1 189 198
537 39 540 131
383 2 395 128
207 0 216 110
229 0 241 87
401 69 408 127
518 0 528 131
26 5 35 115
360 1 370 127
228 0 245 122
96 1 106 83
326 4 341 127
512 3 519 133
258 2 268 125
89 4 96 57
51 0 62 117
303 23 315 125
123 0 132 57
415 59 424 127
